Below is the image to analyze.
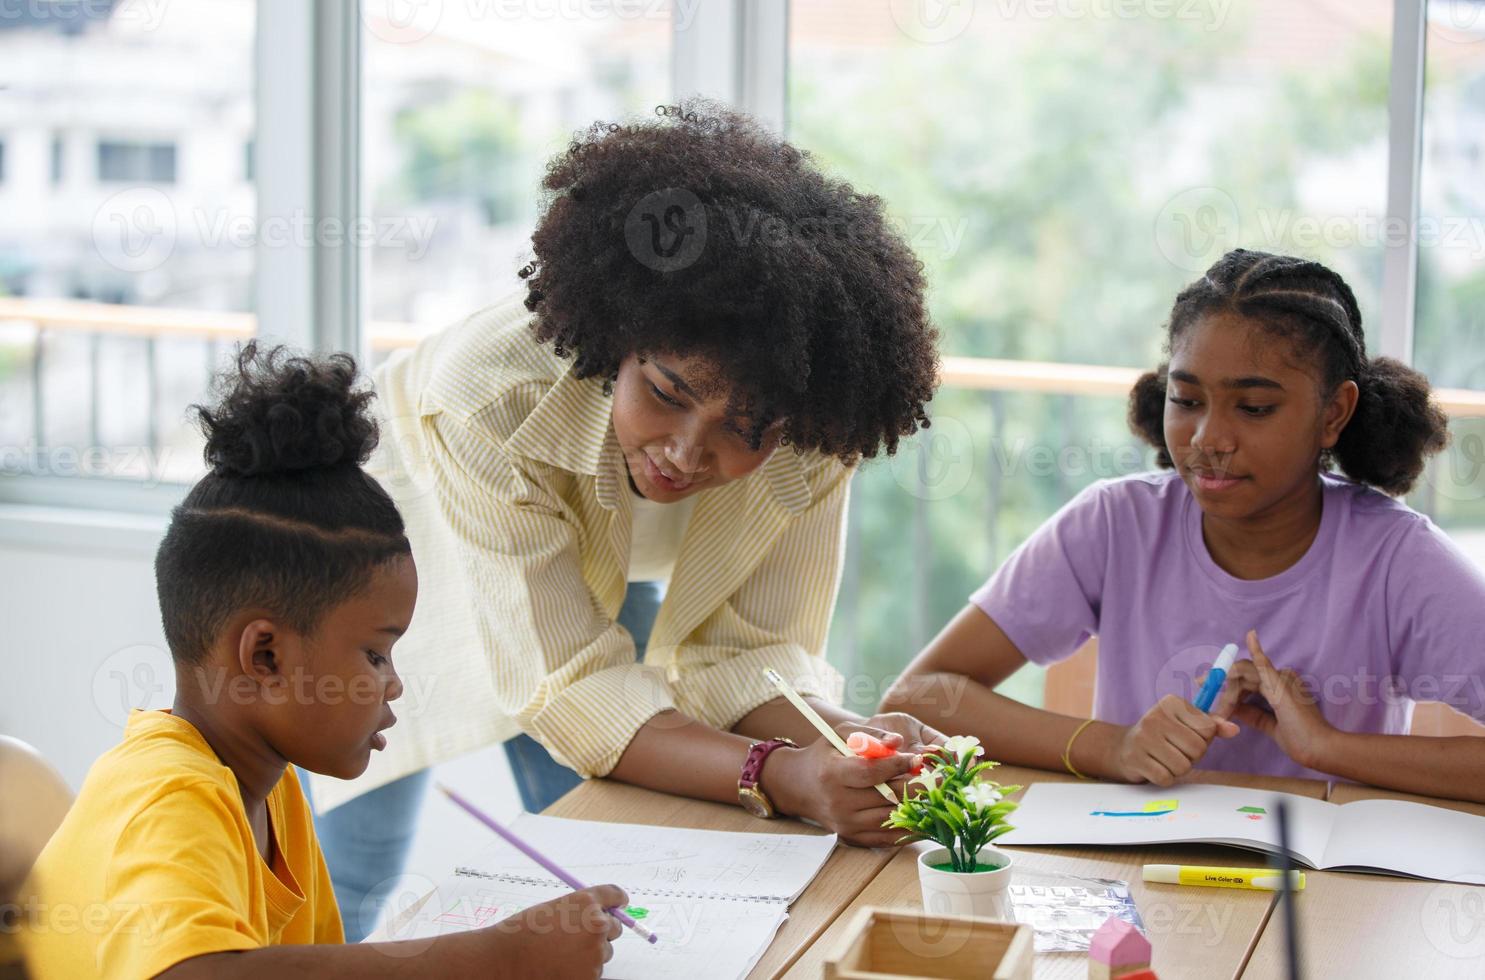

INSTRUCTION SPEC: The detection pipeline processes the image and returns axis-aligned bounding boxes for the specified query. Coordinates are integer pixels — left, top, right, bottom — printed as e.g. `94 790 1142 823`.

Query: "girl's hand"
1111 694 1240 786
761 723 922 847
1228 630 1337 769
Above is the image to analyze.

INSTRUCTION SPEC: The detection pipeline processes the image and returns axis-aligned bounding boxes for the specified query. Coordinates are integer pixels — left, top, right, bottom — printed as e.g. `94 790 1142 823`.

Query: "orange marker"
846 731 896 759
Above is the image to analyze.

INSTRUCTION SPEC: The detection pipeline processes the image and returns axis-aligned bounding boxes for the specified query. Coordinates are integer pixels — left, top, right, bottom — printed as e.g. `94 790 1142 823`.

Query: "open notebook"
367 813 838 980
999 783 1485 884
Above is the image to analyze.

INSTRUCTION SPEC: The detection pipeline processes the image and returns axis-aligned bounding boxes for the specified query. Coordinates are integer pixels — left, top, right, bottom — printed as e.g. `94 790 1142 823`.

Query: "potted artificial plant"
885 735 1021 918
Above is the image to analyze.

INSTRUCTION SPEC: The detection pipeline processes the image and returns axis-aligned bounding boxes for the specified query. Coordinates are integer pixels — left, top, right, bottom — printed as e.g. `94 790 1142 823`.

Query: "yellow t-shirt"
19 710 342 979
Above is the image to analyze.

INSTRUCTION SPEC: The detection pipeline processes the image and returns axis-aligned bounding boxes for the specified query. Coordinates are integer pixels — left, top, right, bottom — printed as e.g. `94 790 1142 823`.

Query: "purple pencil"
435 783 658 944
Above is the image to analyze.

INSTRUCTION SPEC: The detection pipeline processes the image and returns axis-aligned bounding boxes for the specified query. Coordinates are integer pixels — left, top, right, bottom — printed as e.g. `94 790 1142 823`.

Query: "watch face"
738 786 774 819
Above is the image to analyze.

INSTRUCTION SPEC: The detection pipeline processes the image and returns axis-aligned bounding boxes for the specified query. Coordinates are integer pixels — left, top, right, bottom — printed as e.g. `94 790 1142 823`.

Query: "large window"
2 5 1482 714
0 0 256 487
362 0 671 346
1413 1 1485 540
789 0 1416 708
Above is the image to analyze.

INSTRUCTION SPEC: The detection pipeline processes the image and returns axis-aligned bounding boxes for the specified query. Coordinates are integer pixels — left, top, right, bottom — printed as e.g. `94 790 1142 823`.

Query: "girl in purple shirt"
886 249 1485 799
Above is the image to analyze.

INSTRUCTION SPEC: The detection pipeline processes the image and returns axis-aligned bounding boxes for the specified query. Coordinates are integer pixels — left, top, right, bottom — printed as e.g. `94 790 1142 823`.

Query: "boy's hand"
1112 694 1239 786
483 884 626 979
1228 630 1336 770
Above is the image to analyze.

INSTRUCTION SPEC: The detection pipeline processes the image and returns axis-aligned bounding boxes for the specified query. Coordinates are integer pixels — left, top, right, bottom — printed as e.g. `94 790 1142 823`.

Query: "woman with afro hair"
301 101 945 939
885 249 1485 804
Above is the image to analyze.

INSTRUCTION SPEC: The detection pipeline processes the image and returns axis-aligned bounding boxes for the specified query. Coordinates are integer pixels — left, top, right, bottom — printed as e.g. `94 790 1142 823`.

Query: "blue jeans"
306 580 664 941
296 765 430 942
503 580 664 812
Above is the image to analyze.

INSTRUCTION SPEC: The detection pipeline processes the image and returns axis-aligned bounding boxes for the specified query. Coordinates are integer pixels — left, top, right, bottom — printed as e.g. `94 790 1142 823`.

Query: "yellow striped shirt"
309 294 851 810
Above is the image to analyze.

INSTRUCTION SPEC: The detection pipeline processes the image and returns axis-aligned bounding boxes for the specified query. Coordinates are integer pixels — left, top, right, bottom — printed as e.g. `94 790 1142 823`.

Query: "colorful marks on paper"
625 906 650 919
434 902 503 928
1237 805 1267 821
1090 799 1180 818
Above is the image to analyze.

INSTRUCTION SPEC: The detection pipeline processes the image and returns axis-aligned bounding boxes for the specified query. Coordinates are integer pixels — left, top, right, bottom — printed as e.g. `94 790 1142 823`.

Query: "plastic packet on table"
1006 869 1144 954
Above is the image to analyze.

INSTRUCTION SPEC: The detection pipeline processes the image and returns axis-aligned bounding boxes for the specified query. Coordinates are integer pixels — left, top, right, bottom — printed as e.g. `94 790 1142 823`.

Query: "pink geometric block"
1089 917 1151 966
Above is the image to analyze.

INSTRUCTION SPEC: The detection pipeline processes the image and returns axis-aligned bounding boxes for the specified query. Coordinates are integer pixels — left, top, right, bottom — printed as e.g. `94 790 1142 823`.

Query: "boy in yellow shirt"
19 345 624 979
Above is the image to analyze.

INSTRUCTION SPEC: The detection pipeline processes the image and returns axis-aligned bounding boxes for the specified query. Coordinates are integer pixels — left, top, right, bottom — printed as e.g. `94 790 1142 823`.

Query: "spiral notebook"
368 813 838 980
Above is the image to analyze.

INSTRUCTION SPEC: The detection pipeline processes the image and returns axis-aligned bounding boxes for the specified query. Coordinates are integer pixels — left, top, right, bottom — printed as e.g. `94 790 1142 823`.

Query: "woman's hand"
1226 630 1337 769
859 711 949 756
1110 694 1240 786
760 722 922 847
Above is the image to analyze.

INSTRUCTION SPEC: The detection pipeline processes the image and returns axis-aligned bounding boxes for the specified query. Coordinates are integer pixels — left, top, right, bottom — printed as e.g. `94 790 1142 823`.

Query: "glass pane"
1413 1 1485 553
790 1 1393 703
362 0 671 360
0 0 257 486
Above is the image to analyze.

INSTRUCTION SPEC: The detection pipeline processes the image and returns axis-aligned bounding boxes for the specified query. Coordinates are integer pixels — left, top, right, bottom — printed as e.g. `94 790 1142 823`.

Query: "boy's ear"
237 618 285 682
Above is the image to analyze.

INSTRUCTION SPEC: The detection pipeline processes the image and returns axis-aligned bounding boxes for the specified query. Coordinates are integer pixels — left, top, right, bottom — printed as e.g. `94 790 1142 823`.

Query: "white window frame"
0 0 1440 520
0 0 362 516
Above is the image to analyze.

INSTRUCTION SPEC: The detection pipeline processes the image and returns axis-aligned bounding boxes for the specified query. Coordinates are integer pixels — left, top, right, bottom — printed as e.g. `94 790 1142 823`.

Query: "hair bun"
196 342 379 478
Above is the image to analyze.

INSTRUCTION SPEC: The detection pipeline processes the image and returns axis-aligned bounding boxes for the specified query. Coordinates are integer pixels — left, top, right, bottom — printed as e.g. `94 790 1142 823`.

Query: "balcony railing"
6 296 1484 433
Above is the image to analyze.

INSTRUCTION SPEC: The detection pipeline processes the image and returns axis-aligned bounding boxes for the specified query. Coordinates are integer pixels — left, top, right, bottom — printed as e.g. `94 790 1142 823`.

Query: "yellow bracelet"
1062 718 1097 780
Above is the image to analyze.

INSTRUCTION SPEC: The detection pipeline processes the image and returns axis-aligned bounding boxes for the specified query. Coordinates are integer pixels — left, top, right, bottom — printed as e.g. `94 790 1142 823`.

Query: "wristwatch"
737 737 797 819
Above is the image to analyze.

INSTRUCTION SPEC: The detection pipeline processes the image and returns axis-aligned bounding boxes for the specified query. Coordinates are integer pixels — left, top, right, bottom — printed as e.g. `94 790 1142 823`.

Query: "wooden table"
779 765 1328 980
543 769 1485 978
545 779 895 979
1243 782 1485 978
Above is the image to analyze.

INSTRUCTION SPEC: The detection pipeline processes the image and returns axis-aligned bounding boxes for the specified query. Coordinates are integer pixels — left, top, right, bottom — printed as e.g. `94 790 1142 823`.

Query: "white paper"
1319 799 1485 884
998 783 1485 885
367 814 837 980
998 783 1338 867
477 813 837 903
373 872 790 980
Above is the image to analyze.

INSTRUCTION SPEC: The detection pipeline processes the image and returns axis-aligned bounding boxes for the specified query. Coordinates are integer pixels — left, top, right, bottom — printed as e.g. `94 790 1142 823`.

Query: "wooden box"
822 906 1034 980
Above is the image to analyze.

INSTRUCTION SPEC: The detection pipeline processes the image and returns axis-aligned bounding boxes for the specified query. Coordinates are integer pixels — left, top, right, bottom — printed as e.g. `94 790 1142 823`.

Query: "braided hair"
155 343 410 663
1128 249 1449 495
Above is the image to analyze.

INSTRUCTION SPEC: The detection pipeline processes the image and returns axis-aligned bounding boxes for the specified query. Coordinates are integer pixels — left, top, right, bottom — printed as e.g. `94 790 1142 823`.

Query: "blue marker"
1193 643 1239 713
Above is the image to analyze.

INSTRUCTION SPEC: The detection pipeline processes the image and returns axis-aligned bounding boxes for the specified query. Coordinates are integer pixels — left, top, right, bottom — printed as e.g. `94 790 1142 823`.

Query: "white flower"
941 735 985 762
963 782 1003 810
908 768 942 793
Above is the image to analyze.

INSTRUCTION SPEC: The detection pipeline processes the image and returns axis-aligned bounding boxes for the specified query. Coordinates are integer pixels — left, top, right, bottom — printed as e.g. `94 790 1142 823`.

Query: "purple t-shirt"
971 470 1485 780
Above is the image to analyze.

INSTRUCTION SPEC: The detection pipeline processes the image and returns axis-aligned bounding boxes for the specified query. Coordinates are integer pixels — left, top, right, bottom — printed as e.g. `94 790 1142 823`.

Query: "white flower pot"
917 845 1014 919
